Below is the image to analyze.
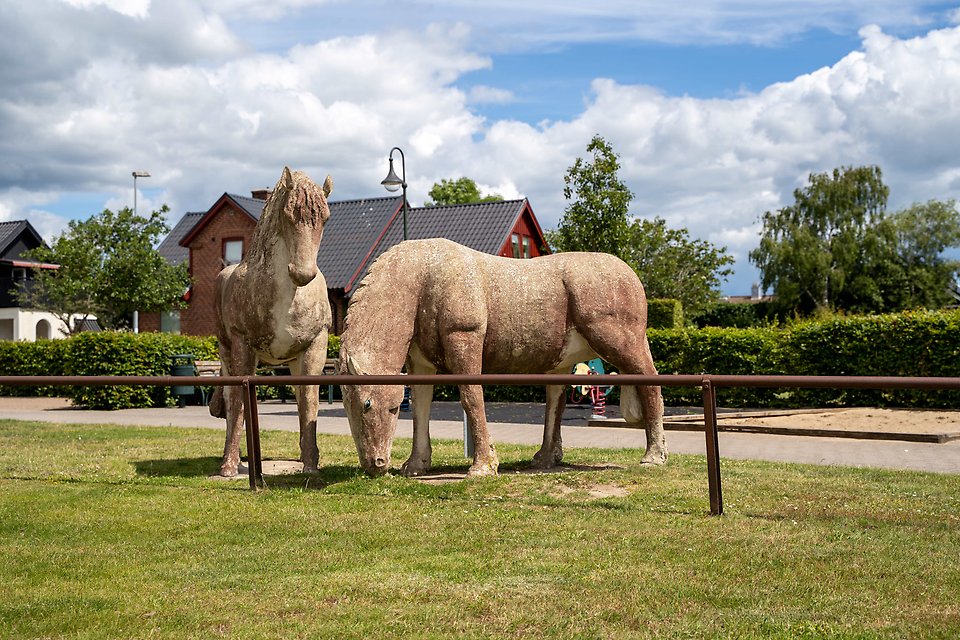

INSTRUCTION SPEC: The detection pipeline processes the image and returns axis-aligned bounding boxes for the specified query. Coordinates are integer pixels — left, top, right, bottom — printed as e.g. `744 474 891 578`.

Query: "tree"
549 135 733 315
749 166 889 314
425 177 503 206
625 217 735 317
16 206 191 333
751 166 960 315
869 200 960 311
549 135 632 257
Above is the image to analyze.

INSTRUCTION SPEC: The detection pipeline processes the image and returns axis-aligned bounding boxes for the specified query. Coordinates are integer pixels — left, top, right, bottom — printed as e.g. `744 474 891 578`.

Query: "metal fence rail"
2 373 960 515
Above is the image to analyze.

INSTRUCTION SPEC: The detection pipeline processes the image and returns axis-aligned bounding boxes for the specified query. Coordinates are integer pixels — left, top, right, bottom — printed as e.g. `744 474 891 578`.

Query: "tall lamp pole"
132 170 150 216
131 171 150 334
380 147 408 240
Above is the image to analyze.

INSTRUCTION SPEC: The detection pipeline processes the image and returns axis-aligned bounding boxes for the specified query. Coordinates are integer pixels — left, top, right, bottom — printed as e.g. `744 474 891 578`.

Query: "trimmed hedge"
2 310 959 409
0 332 218 409
649 309 960 408
647 298 684 329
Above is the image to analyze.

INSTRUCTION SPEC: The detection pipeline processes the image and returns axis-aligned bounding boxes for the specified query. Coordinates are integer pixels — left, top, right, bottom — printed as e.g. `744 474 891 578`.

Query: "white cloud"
2 3 960 294
60 0 151 18
468 86 515 104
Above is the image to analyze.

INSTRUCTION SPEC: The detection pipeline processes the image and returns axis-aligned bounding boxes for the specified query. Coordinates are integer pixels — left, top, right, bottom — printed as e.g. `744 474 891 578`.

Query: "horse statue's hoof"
640 450 668 465
532 447 563 469
219 464 239 477
466 462 499 478
400 459 430 477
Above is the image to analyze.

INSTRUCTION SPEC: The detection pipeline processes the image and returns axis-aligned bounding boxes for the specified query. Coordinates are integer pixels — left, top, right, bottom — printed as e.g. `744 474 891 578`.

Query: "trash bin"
170 354 196 407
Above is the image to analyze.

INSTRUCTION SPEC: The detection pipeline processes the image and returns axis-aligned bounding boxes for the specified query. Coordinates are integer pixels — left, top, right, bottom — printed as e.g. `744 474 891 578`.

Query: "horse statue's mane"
343 247 402 336
246 168 331 261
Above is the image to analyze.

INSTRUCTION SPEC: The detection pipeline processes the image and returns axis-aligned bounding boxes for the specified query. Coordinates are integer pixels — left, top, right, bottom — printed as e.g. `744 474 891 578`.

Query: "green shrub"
647 299 683 329
694 301 777 328
64 332 219 409
648 309 960 409
0 339 69 397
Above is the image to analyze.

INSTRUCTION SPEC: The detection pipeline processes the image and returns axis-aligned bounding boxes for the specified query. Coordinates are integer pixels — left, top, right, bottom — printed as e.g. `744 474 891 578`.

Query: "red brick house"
143 192 550 336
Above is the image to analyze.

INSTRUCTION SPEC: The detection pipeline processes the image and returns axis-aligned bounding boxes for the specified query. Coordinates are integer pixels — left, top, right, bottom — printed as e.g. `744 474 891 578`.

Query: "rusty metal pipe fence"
2 373 960 515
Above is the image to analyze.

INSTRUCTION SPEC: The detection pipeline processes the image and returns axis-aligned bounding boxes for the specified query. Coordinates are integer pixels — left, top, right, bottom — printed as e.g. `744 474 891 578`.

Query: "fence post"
242 378 264 490
702 377 723 516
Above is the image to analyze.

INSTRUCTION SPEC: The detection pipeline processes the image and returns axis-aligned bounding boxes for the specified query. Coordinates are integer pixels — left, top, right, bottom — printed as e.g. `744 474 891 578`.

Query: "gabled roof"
346 199 543 292
317 196 404 290
179 193 265 248
166 191 548 296
158 211 204 266
0 219 46 260
171 192 405 290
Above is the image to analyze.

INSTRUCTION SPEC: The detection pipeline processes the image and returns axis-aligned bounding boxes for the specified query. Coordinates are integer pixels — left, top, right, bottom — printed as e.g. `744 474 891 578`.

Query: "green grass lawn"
1 419 958 639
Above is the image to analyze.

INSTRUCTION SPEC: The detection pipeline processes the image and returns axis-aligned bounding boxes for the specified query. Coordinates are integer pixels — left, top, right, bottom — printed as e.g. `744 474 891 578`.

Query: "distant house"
141 190 550 336
0 220 73 340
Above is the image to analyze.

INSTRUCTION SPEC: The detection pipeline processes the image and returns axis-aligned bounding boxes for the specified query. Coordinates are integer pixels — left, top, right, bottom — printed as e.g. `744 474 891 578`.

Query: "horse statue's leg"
401 383 434 476
579 321 667 466
219 339 257 477
533 383 566 468
291 337 325 473
459 382 498 476
627 334 667 465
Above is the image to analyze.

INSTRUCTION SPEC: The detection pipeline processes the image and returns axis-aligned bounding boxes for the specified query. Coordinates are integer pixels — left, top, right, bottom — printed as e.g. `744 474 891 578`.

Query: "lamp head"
380 158 403 193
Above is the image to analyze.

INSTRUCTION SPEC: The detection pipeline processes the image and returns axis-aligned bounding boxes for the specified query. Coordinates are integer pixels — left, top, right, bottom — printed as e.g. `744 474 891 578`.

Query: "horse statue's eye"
363 399 372 411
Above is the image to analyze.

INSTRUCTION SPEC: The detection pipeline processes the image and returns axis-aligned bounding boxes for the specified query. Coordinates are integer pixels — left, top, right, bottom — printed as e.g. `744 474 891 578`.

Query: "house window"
511 233 521 258
160 311 181 334
223 239 243 266
522 236 531 259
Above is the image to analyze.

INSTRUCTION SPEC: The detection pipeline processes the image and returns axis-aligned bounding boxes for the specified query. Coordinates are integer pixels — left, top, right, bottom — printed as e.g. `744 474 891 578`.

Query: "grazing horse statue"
338 238 666 478
211 167 333 477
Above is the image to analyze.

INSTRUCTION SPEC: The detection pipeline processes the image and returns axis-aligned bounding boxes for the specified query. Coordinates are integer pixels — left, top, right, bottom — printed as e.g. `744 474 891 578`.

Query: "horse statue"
338 238 666 477
211 167 333 477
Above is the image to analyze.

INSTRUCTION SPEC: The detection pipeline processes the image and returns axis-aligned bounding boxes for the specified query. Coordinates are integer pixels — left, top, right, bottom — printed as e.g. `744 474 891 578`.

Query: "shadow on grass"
260 464 366 490
134 456 222 478
133 456 365 490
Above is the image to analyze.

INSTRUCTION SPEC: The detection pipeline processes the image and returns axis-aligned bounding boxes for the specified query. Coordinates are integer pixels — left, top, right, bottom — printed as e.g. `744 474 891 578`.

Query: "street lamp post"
132 170 150 216
380 148 408 240
131 171 150 334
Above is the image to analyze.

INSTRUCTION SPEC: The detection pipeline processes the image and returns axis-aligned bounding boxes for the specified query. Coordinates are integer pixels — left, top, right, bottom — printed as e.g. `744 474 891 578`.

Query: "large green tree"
625 218 735 317
549 135 733 316
425 177 503 206
550 135 632 257
17 206 191 333
750 166 960 314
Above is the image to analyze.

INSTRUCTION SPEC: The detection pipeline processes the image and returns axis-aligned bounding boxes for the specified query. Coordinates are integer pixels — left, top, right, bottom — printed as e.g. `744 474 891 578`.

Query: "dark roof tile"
350 199 527 289
158 212 204 266
317 196 403 289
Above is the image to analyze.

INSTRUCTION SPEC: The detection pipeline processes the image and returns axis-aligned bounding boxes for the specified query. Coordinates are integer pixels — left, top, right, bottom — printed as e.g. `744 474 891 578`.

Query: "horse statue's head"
262 166 333 287
338 352 404 476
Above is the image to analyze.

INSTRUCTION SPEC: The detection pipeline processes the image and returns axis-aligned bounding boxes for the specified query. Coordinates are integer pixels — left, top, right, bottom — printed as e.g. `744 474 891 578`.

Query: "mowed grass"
1 419 958 639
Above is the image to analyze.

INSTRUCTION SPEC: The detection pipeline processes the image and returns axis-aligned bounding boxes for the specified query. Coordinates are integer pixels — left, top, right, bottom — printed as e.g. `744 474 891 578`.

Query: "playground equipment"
571 358 616 420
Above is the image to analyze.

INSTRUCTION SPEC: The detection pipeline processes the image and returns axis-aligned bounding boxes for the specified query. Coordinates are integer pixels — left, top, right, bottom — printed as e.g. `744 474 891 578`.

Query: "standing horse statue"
211 167 333 477
338 238 666 477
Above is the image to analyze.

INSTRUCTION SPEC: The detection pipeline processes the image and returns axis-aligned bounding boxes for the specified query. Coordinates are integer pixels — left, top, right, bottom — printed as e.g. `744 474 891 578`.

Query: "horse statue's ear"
281 166 294 189
323 175 333 197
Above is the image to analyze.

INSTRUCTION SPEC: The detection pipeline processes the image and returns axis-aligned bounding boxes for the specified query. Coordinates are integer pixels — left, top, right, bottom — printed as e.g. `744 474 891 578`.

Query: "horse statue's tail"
208 386 226 419
620 385 644 425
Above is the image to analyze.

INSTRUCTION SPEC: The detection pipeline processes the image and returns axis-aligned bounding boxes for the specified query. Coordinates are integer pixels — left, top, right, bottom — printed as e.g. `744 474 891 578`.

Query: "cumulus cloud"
2 1 960 294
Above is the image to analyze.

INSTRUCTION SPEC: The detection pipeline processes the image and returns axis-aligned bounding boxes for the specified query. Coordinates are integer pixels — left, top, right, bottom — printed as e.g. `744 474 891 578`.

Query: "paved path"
3 398 959 474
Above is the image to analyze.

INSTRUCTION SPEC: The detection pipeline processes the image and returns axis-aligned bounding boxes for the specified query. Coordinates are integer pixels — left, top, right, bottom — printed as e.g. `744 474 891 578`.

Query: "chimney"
251 188 272 201
751 282 761 301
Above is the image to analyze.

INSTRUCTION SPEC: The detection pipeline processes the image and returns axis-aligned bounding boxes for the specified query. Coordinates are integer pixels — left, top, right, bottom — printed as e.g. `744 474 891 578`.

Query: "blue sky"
3 1 960 295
